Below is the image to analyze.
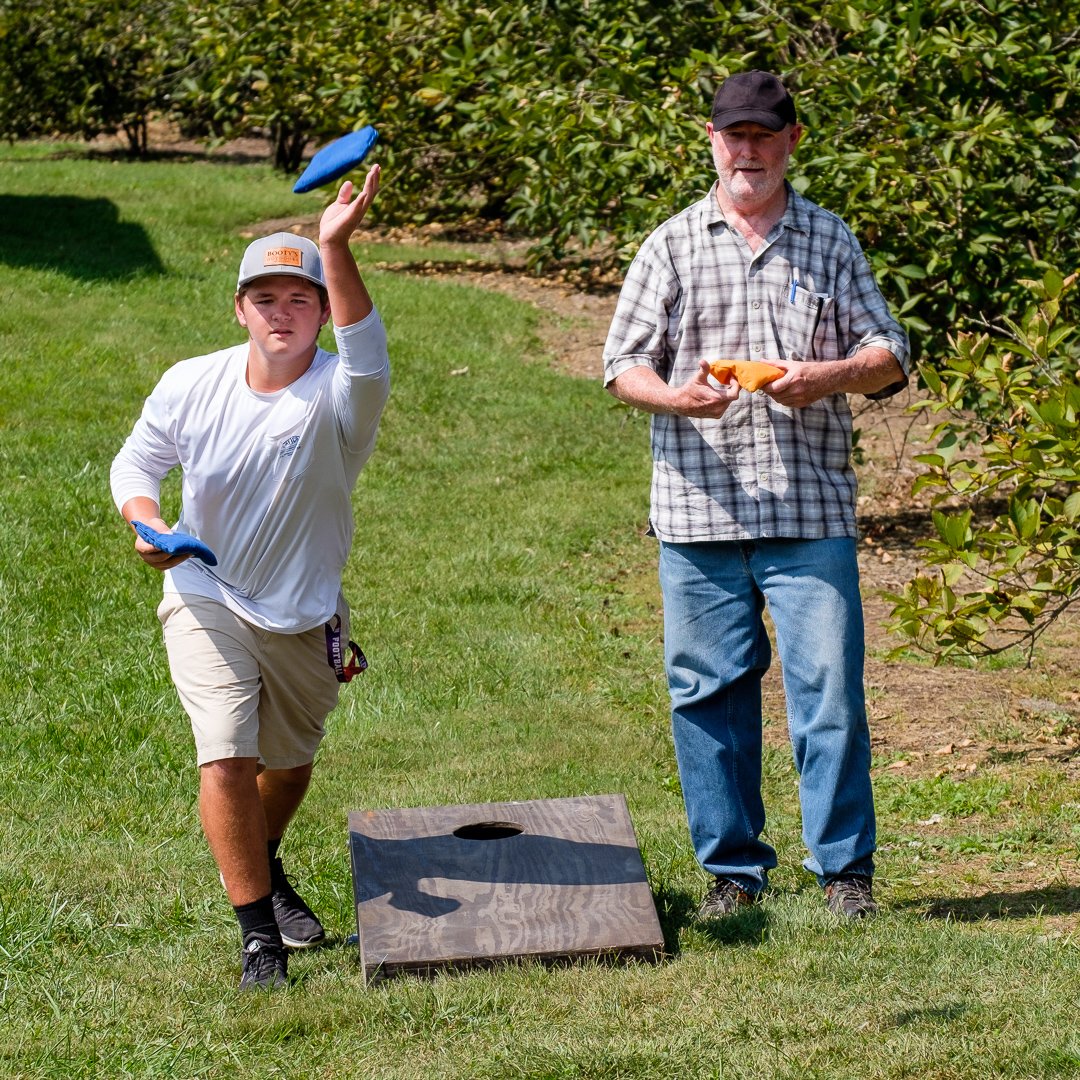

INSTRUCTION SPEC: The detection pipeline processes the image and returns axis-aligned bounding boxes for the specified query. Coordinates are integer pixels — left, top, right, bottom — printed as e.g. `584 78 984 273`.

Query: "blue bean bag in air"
293 126 379 194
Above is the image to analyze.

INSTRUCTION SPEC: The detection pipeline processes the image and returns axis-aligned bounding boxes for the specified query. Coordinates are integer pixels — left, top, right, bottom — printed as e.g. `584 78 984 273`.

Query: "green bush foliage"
169 0 1080 367
5 1 1077 364
2 0 1078 659
780 0 1080 370
0 0 185 154
174 0 369 170
339 0 729 266
887 269 1080 660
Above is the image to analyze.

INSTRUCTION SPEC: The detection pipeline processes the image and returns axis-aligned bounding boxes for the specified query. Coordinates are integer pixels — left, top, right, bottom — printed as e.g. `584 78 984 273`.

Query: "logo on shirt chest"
267 416 313 481
279 434 301 462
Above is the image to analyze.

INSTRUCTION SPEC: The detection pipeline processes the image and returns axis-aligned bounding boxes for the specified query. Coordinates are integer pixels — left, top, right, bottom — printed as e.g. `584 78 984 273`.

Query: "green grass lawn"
0 145 1077 1079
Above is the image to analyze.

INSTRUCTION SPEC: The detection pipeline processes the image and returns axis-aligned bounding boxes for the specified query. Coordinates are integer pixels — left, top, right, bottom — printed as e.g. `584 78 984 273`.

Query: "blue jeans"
658 537 875 892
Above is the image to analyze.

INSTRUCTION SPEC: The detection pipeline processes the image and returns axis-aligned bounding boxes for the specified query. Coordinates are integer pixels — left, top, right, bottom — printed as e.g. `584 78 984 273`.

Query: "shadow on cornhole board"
349 794 665 984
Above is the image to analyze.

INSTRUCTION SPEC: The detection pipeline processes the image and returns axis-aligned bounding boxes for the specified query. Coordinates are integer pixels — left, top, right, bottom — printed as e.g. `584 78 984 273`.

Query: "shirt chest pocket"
267 417 314 481
772 283 836 361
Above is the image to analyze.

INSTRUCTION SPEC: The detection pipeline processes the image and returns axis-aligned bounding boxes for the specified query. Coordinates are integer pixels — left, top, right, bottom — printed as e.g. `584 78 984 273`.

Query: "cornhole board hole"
348 793 664 984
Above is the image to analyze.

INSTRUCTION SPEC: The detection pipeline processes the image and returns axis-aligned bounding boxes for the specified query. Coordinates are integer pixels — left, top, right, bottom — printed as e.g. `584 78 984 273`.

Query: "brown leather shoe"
697 877 760 919
824 874 878 918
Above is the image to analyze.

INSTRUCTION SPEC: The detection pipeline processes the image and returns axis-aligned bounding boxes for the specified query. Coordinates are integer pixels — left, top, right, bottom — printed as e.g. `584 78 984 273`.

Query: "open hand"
132 518 190 572
319 165 381 249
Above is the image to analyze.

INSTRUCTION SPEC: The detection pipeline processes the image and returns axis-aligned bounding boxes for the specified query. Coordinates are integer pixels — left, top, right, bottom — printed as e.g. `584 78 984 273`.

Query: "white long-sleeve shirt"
111 312 390 632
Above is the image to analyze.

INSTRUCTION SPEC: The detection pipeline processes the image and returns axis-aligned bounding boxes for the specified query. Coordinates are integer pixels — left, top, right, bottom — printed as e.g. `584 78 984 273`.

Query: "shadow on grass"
7 141 270 167
890 1001 971 1027
0 194 164 281
653 887 769 954
906 884 1080 921
79 145 271 166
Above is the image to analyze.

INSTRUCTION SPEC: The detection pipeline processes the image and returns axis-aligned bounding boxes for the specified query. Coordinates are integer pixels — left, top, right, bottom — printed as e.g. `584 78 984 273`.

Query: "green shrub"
0 0 186 154
887 269 1080 660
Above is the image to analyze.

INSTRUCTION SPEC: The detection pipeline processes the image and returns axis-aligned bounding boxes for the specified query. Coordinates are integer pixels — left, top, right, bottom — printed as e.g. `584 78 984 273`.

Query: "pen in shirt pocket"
789 279 799 304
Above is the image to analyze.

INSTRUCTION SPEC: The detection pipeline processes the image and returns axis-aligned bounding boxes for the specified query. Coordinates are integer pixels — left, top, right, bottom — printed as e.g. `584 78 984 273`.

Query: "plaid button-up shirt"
603 181 910 543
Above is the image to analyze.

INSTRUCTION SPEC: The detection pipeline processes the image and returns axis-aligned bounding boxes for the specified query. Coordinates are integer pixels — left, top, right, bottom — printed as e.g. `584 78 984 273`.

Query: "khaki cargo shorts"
157 592 346 770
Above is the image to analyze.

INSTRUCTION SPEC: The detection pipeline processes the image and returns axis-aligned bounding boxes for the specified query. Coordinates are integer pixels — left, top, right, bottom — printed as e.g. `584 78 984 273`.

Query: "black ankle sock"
233 894 281 946
268 840 287 887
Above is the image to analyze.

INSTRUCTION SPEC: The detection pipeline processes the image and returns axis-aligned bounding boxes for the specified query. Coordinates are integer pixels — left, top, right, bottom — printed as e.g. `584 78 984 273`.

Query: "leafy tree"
340 0 734 266
303 0 1080 378
0 0 186 155
777 0 1080 376
175 1 368 170
0 0 76 140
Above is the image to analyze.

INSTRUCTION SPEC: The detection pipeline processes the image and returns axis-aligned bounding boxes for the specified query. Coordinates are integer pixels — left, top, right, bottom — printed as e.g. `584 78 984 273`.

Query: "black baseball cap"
711 70 797 131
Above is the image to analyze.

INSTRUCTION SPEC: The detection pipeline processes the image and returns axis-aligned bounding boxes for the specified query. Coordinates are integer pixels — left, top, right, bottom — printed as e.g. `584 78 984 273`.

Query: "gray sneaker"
697 877 759 920
239 933 288 990
271 859 327 949
824 874 878 918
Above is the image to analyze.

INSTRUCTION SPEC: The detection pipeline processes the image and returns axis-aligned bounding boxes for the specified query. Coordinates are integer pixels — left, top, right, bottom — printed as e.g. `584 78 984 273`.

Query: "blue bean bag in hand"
132 521 218 566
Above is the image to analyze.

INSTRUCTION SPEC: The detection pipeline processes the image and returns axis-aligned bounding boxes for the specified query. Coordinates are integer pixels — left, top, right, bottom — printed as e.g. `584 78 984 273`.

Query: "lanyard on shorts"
325 614 368 682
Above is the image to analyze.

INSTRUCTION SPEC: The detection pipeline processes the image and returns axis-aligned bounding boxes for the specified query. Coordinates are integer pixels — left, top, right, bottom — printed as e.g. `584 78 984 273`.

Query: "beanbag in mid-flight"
708 359 785 392
293 126 379 194
131 521 218 566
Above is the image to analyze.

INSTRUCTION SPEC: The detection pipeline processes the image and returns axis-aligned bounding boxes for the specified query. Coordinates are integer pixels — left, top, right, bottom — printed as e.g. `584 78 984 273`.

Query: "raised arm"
318 166 381 327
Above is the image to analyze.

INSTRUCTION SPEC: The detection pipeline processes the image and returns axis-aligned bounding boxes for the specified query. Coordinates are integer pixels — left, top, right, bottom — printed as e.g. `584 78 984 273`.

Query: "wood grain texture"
349 794 664 983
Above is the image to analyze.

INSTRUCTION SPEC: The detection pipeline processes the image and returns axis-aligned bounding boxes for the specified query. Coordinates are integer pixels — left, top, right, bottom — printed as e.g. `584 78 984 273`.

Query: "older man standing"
603 70 909 919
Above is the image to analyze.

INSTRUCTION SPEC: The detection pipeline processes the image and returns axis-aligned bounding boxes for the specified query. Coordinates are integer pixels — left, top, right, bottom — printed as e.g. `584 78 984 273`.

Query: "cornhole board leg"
349 793 664 984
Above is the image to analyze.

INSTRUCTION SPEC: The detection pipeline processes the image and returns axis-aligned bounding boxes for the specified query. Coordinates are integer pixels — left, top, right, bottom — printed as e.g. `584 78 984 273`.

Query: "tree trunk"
273 123 309 173
123 116 149 158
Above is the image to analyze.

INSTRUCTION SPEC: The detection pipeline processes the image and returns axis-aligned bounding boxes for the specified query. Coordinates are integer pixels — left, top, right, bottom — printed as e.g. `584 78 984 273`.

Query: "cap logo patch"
263 246 304 269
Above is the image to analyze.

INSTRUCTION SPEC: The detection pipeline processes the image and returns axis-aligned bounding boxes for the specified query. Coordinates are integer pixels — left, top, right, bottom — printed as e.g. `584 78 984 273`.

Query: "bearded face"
708 121 802 212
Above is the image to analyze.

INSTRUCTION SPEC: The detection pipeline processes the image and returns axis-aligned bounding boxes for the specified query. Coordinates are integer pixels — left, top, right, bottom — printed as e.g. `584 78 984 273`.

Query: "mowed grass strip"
0 145 1077 1080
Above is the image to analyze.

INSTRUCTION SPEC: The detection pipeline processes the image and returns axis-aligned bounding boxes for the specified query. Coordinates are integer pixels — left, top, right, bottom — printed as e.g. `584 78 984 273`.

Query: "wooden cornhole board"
348 793 664 984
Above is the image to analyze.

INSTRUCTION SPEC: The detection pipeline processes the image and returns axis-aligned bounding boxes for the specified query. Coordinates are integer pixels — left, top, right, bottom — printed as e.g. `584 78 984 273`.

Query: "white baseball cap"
236 232 325 290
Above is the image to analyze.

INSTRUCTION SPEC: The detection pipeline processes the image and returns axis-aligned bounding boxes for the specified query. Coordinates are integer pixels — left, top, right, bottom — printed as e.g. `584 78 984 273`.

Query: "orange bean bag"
708 359 785 392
